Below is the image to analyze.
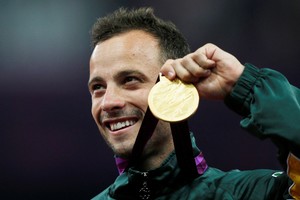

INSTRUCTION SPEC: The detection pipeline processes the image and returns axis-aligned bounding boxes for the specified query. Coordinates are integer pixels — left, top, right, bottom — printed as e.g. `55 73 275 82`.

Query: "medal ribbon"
128 108 199 179
128 107 159 167
170 120 199 179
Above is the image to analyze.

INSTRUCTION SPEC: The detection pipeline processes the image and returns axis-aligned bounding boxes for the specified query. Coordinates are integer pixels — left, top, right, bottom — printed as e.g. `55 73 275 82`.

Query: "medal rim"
148 77 199 122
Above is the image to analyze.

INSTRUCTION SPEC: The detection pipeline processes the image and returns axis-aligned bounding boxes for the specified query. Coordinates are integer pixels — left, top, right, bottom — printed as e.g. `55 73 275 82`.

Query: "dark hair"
90 7 190 62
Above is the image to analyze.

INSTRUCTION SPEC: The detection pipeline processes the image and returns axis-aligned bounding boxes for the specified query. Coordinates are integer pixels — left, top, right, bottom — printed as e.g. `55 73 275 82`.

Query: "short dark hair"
90 7 190 62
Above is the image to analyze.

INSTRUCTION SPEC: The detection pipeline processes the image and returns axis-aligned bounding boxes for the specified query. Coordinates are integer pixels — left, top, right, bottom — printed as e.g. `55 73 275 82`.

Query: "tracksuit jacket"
92 63 300 199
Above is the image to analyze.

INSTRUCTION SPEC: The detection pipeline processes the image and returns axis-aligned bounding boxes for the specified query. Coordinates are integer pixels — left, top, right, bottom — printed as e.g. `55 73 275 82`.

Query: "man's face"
89 30 172 158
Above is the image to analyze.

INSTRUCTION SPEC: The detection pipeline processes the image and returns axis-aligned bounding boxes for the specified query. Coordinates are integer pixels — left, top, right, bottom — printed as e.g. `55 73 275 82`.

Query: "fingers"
161 52 215 83
161 43 245 100
160 59 176 80
171 58 201 82
192 49 216 70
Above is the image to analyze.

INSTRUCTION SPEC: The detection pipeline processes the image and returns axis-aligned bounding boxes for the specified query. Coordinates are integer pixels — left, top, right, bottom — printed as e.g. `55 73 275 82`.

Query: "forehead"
89 30 161 77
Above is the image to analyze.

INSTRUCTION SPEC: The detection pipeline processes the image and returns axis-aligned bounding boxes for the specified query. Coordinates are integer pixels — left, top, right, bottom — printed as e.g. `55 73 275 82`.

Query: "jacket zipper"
139 172 151 199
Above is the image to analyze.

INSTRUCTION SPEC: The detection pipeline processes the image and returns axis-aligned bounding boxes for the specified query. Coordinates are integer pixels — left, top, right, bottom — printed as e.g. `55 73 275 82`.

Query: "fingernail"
205 69 211 75
167 71 175 78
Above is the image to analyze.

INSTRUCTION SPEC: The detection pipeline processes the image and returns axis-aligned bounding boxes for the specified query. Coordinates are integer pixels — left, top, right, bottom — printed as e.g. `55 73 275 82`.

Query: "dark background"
1 0 299 199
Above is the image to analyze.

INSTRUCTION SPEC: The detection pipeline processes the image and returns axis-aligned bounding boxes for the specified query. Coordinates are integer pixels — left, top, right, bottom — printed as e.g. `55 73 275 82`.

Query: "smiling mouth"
106 120 137 131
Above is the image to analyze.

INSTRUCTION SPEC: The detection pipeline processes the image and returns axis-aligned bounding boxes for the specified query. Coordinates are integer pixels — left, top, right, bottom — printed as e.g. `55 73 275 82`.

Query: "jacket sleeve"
224 63 300 198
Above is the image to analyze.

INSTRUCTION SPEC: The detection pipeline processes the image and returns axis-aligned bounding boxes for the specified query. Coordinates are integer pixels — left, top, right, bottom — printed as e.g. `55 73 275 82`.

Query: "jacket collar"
110 134 208 198
115 133 207 175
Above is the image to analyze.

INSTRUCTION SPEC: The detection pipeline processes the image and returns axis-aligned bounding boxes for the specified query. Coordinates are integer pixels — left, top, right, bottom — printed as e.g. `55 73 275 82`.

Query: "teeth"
110 120 136 131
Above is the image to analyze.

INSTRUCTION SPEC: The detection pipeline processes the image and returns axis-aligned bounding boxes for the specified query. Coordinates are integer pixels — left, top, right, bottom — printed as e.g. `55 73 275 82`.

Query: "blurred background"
1 0 299 199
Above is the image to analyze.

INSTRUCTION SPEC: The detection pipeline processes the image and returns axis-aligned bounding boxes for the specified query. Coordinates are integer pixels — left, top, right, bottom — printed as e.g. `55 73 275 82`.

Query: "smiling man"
89 30 174 169
88 7 300 200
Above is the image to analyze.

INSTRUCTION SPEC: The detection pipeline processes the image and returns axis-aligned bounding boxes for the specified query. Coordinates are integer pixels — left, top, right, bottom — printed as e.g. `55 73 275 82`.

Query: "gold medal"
148 76 199 122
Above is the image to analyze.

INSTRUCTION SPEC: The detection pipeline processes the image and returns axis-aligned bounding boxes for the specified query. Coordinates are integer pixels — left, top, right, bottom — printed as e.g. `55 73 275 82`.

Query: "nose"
101 87 125 112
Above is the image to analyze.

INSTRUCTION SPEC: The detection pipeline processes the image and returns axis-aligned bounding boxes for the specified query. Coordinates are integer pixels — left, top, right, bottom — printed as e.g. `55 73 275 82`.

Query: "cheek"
133 90 151 112
91 98 100 122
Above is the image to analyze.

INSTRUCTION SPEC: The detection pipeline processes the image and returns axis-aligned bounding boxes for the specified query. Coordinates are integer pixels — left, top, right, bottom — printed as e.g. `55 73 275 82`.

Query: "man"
88 7 300 199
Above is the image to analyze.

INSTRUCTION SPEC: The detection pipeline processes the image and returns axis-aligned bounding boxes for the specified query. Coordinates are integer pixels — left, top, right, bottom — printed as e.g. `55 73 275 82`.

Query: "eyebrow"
88 76 104 89
114 70 148 81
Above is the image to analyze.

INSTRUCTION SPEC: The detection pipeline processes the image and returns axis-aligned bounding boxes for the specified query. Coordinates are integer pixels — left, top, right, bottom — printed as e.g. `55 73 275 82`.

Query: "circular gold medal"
148 76 199 122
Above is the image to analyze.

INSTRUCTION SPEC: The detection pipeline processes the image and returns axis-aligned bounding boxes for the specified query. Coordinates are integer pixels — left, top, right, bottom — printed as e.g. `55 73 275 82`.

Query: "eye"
123 76 140 84
90 84 105 94
93 84 103 90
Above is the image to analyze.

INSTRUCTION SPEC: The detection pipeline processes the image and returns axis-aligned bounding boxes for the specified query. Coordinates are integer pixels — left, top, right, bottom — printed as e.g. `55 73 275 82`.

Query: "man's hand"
161 43 245 100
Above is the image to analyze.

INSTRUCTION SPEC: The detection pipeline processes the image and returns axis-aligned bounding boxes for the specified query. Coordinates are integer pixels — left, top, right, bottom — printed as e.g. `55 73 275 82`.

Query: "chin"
115 151 131 159
113 144 134 159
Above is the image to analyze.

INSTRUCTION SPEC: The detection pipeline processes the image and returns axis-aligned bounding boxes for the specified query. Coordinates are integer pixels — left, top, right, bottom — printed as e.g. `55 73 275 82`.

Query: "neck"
115 141 175 173
136 143 174 171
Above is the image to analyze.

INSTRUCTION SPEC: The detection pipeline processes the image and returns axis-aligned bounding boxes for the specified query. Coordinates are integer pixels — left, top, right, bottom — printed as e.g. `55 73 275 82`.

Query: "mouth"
105 119 138 132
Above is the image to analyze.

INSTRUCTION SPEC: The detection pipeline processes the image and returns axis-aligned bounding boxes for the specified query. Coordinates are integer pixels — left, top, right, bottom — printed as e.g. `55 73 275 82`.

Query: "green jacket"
92 64 300 199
